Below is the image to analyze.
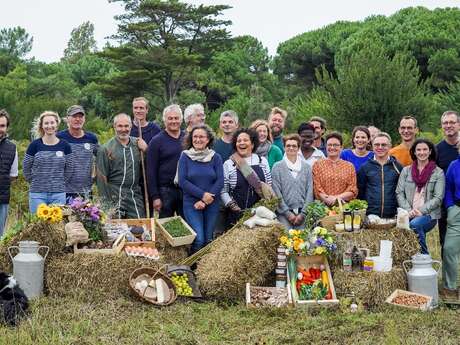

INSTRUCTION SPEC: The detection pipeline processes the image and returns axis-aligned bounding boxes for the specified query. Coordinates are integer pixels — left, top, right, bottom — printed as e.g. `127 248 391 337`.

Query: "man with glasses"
184 104 206 133
436 110 460 250
389 115 419 166
358 133 403 218
0 109 18 237
309 116 327 156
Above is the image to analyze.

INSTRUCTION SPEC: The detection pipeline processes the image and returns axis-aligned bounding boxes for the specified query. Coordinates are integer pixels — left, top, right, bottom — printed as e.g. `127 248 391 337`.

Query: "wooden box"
287 255 339 308
385 289 432 311
246 283 292 308
109 218 156 242
73 233 125 255
156 216 196 247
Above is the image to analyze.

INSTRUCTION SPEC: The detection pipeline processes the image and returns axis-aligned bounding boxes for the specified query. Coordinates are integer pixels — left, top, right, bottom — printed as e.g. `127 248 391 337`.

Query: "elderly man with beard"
96 113 147 219
184 103 206 133
268 107 287 155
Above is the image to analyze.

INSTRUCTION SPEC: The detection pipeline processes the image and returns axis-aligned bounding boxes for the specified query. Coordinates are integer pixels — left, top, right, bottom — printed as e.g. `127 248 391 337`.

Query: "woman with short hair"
272 134 313 229
312 132 358 206
178 125 223 253
23 111 74 213
221 128 272 226
396 139 445 254
250 119 283 170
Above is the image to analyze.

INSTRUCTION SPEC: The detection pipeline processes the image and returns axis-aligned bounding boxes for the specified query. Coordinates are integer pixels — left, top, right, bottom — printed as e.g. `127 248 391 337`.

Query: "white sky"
2 0 459 62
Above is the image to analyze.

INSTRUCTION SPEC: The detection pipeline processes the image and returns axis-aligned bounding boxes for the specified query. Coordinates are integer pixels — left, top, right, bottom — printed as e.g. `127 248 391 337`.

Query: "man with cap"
57 105 98 201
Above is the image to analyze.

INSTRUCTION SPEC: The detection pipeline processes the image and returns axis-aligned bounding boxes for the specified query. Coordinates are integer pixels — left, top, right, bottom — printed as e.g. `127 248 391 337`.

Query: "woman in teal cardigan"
250 119 283 170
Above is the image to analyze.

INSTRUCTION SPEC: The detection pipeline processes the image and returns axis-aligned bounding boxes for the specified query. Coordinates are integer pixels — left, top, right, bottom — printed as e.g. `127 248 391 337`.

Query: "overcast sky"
2 0 459 62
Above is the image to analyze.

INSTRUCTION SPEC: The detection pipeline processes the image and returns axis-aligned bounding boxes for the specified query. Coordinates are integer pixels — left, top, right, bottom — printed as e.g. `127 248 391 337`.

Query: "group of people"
0 100 459 298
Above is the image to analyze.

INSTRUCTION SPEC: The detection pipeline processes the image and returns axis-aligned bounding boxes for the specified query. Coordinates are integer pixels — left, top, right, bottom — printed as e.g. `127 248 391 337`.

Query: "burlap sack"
65 221 89 246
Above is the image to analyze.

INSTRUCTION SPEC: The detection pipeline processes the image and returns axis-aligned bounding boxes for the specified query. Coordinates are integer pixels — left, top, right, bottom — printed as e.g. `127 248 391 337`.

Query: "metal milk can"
8 241 49 299
403 253 441 307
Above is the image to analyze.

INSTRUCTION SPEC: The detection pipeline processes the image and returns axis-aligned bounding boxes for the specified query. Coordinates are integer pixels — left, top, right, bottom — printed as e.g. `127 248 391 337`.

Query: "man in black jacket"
358 132 402 218
0 110 18 237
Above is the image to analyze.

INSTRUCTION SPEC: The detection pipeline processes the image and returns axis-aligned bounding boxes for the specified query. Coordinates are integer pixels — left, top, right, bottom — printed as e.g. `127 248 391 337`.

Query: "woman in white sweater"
271 134 314 229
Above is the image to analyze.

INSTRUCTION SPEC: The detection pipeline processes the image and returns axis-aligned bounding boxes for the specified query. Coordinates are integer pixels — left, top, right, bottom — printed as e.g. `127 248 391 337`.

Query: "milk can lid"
411 253 432 264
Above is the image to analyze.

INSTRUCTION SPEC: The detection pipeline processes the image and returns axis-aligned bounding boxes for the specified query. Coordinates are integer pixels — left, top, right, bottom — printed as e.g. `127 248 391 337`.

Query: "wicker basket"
320 199 344 231
129 267 177 306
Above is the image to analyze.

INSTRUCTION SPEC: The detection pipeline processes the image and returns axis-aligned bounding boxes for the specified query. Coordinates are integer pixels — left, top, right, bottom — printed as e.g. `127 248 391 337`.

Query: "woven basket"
320 199 344 230
129 267 177 306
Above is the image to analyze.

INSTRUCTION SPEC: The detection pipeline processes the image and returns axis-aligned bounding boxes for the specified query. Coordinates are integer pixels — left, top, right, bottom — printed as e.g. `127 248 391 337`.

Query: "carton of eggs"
125 246 160 260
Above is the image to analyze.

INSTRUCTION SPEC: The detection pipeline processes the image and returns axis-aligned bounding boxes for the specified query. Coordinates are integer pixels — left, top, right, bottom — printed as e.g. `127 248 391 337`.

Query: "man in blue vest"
0 109 18 237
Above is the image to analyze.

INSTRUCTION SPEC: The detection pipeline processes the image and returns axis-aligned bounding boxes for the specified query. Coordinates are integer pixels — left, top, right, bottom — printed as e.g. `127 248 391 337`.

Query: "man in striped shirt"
57 105 98 202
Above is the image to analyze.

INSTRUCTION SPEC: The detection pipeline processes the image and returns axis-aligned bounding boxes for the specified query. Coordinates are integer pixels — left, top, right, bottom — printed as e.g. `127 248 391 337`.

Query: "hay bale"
333 268 406 308
155 228 189 263
329 228 419 269
195 224 283 300
0 221 66 272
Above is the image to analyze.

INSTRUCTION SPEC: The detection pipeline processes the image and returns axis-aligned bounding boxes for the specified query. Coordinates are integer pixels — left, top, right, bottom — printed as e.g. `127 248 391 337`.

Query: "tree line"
1 1 460 140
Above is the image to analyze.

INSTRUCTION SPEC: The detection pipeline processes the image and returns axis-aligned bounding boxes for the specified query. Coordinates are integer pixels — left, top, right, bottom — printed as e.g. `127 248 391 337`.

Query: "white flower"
310 236 317 244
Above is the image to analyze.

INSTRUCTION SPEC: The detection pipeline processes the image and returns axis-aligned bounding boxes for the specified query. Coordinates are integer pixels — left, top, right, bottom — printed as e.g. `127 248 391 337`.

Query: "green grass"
0 296 459 345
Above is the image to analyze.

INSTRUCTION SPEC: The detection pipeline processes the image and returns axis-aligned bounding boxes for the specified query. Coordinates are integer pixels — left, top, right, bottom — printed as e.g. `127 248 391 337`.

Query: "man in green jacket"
96 113 147 219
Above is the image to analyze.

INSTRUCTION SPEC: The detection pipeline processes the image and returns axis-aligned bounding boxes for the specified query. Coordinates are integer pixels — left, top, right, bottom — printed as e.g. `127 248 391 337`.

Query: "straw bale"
333 268 406 308
154 228 189 263
0 221 66 272
195 224 283 300
329 228 419 269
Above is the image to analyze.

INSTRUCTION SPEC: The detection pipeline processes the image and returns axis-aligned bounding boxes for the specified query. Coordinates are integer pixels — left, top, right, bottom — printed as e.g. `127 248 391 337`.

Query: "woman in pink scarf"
396 139 445 254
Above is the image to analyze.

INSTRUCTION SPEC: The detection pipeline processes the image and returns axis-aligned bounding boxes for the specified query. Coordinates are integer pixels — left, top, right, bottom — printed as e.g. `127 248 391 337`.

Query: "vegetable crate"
109 218 156 250
245 283 292 308
156 216 196 247
385 289 432 311
287 255 339 308
73 233 125 255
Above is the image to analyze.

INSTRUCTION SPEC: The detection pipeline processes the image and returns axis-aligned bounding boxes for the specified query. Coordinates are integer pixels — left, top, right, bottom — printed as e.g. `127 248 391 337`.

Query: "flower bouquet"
68 197 107 241
279 226 337 257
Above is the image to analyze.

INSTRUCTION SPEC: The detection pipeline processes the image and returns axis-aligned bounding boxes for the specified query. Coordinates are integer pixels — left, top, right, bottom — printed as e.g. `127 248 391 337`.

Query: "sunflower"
37 204 51 219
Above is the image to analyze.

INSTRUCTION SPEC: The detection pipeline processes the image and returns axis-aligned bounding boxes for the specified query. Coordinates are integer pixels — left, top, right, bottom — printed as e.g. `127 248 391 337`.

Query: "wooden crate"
287 255 339 308
245 283 292 308
156 216 196 247
385 289 432 311
73 233 125 255
109 218 156 242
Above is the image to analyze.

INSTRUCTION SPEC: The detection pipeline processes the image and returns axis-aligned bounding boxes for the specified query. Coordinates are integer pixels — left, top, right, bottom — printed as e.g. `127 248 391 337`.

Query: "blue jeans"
29 192 66 214
0 203 8 238
184 200 220 253
410 215 437 254
159 186 183 218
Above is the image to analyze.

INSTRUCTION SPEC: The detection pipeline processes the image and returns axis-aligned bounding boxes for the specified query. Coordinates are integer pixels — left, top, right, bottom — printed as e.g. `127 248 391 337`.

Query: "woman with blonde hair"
23 111 74 213
249 119 283 169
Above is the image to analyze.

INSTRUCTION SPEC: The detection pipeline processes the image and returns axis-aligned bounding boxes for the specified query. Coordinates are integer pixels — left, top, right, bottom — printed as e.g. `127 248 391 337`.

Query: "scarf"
411 160 436 192
256 141 271 158
283 154 302 178
183 147 215 162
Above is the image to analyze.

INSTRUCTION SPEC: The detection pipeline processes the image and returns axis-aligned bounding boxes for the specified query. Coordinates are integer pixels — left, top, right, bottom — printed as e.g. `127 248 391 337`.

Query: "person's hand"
324 195 337 206
137 138 148 152
294 214 305 226
227 200 241 213
153 198 162 212
202 192 215 205
409 209 422 218
194 200 206 210
287 213 297 225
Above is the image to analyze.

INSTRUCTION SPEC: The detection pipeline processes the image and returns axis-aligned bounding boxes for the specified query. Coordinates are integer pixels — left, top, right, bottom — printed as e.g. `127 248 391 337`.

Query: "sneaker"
440 287 458 301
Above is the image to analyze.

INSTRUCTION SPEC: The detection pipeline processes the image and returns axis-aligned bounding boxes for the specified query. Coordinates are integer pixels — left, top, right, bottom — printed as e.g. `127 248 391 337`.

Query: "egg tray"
124 242 160 261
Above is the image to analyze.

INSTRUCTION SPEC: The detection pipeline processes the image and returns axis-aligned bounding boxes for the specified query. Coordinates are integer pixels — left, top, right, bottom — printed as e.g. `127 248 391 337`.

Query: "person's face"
0 117 7 139
299 129 315 150
189 112 205 128
310 121 324 139
132 100 148 123
441 114 459 138
368 126 380 141
373 136 391 159
164 111 182 132
326 137 342 159
67 113 85 131
415 142 431 163
398 119 418 142
256 125 268 143
269 113 284 136
219 116 238 135
42 116 58 135
236 132 254 157
285 139 299 156
192 128 209 151
114 116 132 141
353 130 370 150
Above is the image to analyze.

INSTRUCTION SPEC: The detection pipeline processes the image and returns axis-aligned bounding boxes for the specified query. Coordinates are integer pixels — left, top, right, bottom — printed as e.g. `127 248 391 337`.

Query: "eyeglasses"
327 144 341 148
373 143 389 147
